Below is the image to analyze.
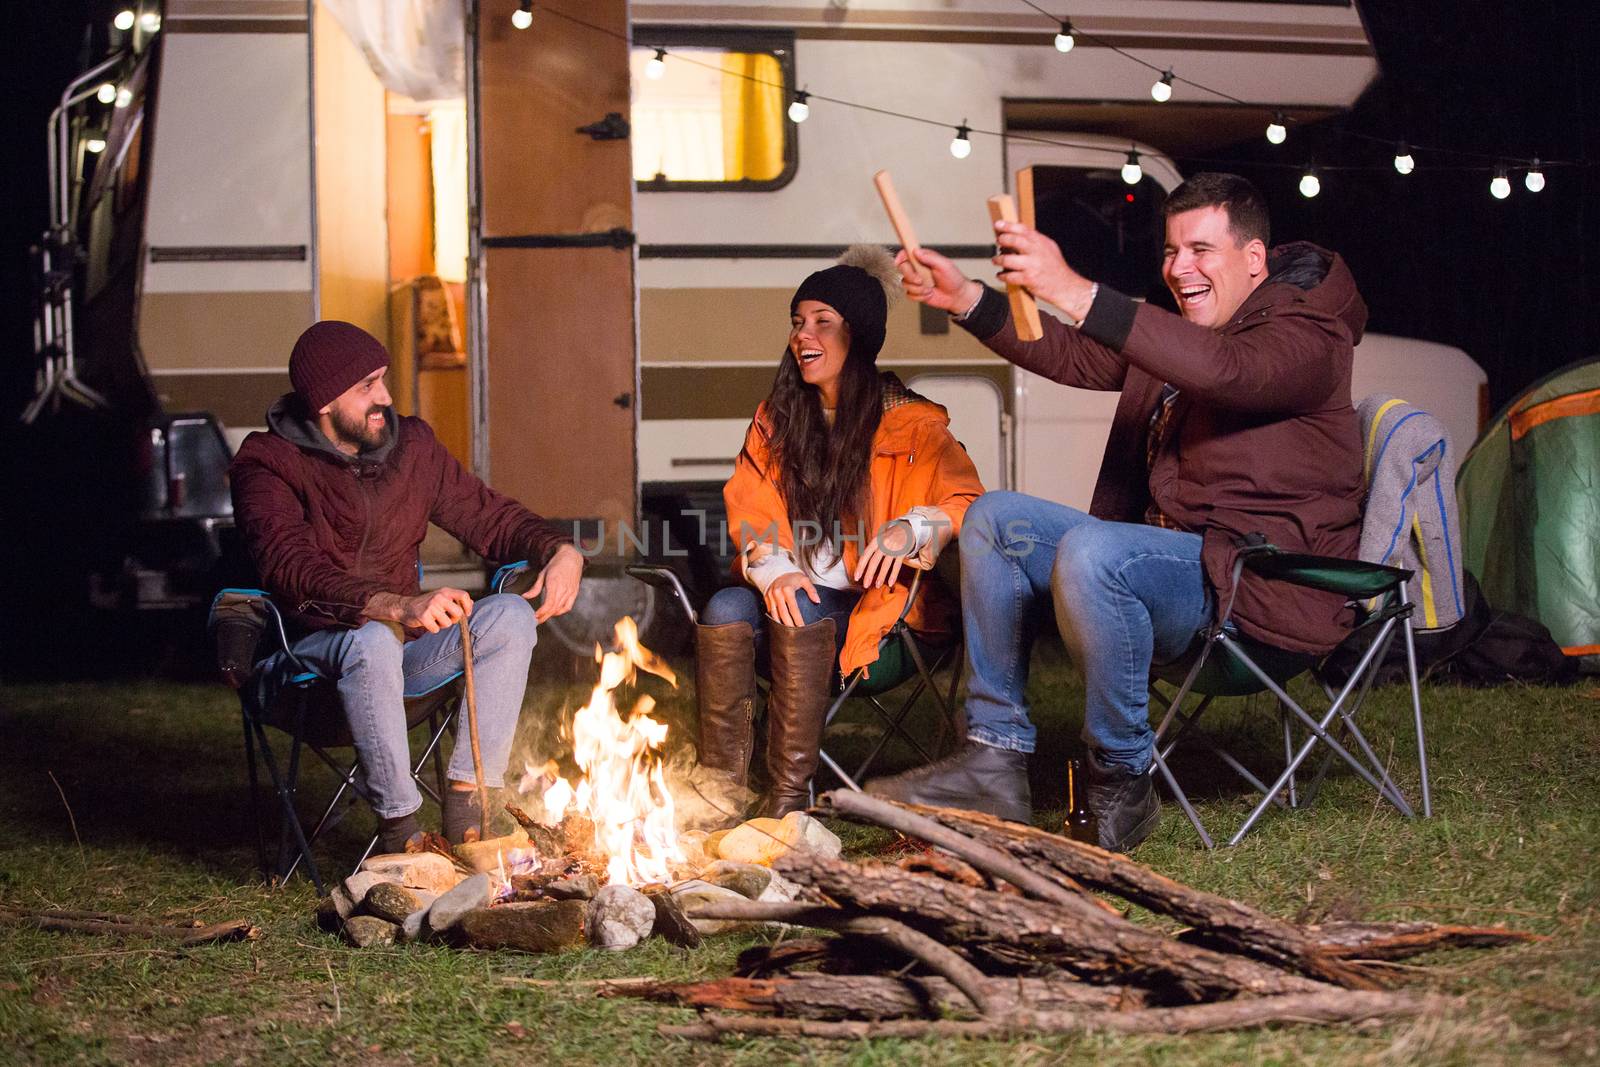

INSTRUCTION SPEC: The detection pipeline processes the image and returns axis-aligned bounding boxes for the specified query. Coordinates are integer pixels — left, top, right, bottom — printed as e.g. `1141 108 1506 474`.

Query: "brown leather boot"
695 620 757 785
763 616 837 819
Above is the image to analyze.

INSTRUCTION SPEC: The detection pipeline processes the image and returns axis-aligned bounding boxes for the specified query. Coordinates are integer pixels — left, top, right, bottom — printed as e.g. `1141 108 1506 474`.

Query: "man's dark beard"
329 405 389 451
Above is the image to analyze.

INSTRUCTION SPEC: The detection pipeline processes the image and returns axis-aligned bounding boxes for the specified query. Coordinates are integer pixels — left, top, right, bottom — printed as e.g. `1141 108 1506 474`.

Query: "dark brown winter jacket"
230 395 573 633
960 242 1366 655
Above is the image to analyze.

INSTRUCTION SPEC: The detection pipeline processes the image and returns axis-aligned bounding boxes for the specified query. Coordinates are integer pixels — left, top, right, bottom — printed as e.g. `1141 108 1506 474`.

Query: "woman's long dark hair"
764 338 884 573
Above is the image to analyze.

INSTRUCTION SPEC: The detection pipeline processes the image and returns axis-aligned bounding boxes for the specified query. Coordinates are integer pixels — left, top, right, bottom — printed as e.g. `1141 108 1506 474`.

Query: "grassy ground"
1 648 1597 1066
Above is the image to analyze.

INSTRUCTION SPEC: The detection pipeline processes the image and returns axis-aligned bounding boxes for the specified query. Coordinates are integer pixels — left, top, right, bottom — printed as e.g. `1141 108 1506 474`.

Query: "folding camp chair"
208 561 529 893
627 556 965 796
1146 538 1430 849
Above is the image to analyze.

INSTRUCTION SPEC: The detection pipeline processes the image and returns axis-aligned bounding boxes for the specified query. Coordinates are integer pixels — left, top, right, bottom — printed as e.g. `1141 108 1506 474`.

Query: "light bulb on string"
96 83 117 104
510 1 532 29
1150 70 1174 103
1525 160 1545 193
138 11 160 32
788 89 810 124
1120 148 1142 185
1299 166 1321 199
645 48 667 80
1393 142 1415 175
86 137 107 154
1490 166 1511 200
1054 20 1075 53
1265 112 1286 145
949 122 972 160
114 87 132 109
113 9 134 30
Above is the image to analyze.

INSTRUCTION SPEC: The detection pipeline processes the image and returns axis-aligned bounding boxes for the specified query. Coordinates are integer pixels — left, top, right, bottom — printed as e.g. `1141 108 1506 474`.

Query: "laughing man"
867 173 1366 850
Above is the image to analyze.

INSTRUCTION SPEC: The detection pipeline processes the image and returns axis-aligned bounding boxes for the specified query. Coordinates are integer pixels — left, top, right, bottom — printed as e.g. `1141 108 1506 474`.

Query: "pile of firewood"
612 791 1538 1042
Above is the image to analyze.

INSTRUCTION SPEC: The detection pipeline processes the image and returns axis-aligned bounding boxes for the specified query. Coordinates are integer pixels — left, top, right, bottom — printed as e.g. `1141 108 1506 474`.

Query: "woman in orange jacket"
700 246 985 818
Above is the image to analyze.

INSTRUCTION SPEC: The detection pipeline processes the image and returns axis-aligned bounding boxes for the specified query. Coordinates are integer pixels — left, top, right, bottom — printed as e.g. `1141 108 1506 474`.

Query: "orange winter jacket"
723 376 985 676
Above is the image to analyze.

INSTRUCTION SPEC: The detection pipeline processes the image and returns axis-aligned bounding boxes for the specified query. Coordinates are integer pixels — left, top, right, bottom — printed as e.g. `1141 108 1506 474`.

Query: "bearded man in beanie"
869 174 1366 851
230 320 584 851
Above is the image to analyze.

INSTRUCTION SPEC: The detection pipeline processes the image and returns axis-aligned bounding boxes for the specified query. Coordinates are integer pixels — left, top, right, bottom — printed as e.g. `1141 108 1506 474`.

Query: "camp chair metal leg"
1150 748 1214 850
251 717 325 894
242 712 267 878
412 708 456 806
1282 710 1298 808
817 747 864 792
1400 611 1431 818
1314 622 1416 816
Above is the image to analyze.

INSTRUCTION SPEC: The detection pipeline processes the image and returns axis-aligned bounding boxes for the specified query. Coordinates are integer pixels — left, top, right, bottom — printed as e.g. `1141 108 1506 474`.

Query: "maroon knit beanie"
289 320 390 413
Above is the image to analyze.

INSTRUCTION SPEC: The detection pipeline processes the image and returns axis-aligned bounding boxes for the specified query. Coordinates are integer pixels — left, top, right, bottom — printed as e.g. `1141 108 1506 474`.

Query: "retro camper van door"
471 0 638 544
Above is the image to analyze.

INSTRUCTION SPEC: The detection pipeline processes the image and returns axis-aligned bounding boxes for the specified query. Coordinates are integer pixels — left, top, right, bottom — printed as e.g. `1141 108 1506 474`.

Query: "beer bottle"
1064 758 1096 844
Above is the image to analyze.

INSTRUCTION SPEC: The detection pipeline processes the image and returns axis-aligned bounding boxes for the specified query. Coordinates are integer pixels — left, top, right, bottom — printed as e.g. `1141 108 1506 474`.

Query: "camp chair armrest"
625 564 698 626
491 559 533 595
1241 549 1413 600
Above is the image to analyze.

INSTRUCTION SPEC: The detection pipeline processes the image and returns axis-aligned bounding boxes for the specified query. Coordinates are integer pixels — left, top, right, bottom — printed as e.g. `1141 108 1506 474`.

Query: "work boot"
864 739 1031 823
763 617 836 819
694 620 758 786
1084 748 1161 852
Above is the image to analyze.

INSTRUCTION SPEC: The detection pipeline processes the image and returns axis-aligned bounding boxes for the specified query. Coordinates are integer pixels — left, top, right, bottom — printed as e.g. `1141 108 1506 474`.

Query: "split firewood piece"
642 884 703 949
627 971 1146 1020
918 803 1383 989
0 907 260 946
1302 921 1544 961
986 194 1044 341
816 790 1117 914
503 803 569 858
770 854 1328 1001
659 988 1432 1042
873 170 932 286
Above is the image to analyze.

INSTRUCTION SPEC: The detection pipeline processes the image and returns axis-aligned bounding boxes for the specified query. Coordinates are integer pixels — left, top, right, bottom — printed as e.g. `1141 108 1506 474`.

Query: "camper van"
32 0 1486 643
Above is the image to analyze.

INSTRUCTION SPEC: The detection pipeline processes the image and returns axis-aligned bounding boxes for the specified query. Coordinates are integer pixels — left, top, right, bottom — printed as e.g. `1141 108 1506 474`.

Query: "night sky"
0 1 1595 669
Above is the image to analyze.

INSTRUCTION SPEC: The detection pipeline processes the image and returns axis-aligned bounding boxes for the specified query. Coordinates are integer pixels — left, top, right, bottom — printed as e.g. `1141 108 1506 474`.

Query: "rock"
458 900 588 954
703 828 732 860
342 915 398 948
359 852 462 895
342 870 385 904
758 871 801 903
398 909 427 944
718 812 842 866
453 830 531 874
782 811 843 858
698 860 773 900
424 872 491 939
589 884 656 950
677 830 710 869
669 879 758 936
643 886 703 949
364 882 424 925
543 873 599 901
316 885 359 933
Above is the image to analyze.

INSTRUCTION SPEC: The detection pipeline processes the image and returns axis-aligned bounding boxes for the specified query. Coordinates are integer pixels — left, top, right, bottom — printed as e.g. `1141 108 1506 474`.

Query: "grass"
1 647 1597 1066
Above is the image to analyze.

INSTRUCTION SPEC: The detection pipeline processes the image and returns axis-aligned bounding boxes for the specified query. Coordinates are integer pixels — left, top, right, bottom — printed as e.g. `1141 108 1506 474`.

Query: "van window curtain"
720 53 784 182
319 0 463 104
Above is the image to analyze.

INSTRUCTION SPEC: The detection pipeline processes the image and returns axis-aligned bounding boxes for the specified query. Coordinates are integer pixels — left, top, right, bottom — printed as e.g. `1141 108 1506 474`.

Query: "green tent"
1457 358 1600 673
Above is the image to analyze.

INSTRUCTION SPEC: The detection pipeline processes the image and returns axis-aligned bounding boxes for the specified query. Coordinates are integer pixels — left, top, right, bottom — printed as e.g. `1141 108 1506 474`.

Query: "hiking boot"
762 617 836 819
1084 748 1160 852
694 620 758 786
864 740 1031 823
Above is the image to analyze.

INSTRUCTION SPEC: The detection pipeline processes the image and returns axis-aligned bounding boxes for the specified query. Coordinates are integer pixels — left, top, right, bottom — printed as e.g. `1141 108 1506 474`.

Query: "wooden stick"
0 907 260 946
1015 166 1036 229
1303 921 1545 960
987 194 1043 341
658 989 1431 1042
816 789 1116 914
873 170 932 286
458 617 489 839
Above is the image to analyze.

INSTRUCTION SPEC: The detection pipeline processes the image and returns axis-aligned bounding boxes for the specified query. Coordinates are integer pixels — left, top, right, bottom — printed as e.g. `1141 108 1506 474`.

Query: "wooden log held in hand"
458 616 489 839
986 194 1043 341
873 170 932 286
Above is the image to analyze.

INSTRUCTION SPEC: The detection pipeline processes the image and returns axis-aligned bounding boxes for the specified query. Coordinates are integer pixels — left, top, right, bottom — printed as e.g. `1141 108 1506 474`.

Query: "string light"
1150 69 1174 103
645 48 666 79
1120 148 1142 185
510 1 532 30
113 9 134 30
1265 112 1286 145
1525 160 1545 193
950 122 972 159
114 87 132 109
788 89 810 124
86 137 107 154
1490 165 1511 200
1299 166 1321 198
1054 20 1075 53
1393 142 1415 175
96 83 116 104
138 11 160 32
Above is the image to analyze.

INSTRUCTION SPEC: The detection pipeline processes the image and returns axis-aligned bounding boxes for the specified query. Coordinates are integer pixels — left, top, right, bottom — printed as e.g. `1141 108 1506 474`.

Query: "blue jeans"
958 491 1212 773
702 584 859 673
259 594 539 818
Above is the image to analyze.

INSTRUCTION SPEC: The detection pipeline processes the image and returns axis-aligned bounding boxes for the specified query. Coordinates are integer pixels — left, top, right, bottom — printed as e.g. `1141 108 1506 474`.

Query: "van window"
1030 165 1172 307
630 41 796 190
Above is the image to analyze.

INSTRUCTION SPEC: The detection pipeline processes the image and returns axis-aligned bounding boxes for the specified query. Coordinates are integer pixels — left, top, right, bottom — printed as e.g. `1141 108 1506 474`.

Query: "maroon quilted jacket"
230 395 573 632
